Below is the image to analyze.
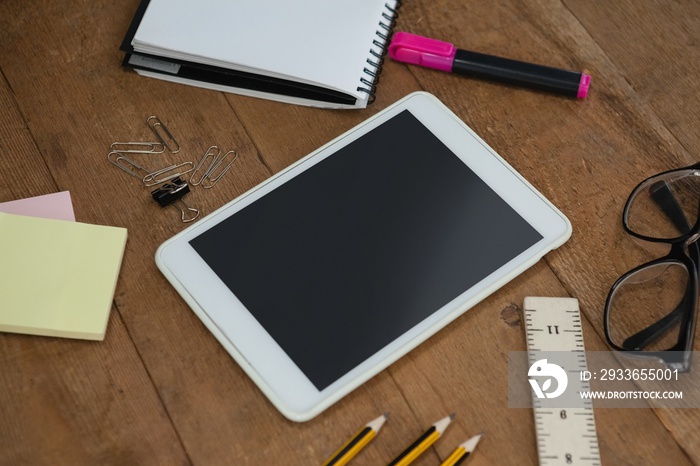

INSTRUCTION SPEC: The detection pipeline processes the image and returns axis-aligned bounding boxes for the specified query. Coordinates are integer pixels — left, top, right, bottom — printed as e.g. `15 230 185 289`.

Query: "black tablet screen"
190 110 542 390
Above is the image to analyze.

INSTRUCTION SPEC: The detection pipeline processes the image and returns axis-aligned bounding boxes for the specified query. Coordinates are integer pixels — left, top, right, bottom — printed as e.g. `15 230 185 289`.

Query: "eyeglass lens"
625 169 700 240
607 261 689 351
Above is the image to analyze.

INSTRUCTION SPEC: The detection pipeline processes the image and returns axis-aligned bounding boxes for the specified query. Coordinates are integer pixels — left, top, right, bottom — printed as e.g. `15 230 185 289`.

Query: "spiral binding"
357 1 403 104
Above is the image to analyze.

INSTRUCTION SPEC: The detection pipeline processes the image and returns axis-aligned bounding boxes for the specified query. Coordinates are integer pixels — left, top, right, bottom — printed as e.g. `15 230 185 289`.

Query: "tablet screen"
190 109 542 390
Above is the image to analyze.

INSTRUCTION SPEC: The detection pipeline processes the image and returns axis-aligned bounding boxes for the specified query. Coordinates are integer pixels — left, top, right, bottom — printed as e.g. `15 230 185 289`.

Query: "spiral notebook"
121 0 402 109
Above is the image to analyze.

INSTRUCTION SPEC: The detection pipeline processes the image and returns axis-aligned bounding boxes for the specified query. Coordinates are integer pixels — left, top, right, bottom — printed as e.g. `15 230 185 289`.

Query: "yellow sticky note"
0 212 127 340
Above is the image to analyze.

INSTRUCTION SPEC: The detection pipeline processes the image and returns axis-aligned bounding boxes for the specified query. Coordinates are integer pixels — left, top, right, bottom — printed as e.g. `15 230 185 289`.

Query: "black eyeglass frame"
603 163 700 372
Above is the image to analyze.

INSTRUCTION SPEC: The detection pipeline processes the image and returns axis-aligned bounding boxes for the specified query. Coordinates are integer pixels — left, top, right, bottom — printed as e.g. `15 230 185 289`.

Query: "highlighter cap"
388 32 456 72
578 73 591 99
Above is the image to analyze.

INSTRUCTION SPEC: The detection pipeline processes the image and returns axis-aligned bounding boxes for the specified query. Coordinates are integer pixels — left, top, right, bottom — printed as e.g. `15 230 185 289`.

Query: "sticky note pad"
0 191 75 221
0 212 128 340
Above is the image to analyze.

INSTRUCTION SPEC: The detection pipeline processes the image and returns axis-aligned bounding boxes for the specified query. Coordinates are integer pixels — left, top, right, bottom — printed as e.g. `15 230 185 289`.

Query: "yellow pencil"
439 433 482 466
322 413 388 466
387 414 455 466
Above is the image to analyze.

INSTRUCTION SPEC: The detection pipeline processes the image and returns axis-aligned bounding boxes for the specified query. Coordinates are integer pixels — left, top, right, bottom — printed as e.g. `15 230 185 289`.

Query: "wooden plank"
0 34 190 466
0 315 190 465
0 71 57 200
565 0 700 156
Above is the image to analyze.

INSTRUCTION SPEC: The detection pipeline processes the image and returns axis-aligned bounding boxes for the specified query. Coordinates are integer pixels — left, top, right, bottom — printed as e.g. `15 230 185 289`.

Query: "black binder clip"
151 177 200 223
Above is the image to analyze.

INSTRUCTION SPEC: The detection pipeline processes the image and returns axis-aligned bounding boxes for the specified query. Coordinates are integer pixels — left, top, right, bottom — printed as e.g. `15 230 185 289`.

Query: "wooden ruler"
523 297 601 466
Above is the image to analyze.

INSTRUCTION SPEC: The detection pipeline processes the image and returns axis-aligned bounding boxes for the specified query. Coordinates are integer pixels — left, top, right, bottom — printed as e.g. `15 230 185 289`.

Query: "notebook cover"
122 52 356 106
119 0 401 108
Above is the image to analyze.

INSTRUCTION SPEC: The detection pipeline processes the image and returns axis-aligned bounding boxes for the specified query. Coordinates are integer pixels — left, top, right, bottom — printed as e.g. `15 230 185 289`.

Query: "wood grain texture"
1 0 699 464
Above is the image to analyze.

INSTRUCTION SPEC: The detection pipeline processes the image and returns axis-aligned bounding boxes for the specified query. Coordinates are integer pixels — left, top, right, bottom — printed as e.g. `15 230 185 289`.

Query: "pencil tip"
369 413 389 432
434 414 456 434
449 412 456 420
463 433 482 452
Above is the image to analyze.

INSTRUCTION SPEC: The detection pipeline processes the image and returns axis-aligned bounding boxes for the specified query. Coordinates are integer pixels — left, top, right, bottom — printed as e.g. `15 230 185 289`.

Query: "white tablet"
156 92 571 422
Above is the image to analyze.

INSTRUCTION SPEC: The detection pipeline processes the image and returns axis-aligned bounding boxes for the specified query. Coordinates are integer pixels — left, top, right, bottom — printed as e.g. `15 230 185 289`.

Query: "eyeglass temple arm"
623 290 691 350
649 180 692 233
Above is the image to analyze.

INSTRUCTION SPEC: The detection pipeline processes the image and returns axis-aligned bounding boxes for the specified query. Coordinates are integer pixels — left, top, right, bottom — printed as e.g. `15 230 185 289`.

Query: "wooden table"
1 1 699 464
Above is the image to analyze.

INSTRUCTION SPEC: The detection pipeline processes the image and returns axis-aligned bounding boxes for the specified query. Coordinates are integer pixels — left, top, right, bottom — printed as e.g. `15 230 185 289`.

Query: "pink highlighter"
388 32 591 99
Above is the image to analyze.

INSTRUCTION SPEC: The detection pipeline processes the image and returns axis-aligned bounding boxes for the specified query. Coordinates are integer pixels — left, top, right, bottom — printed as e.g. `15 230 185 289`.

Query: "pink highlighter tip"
577 73 591 99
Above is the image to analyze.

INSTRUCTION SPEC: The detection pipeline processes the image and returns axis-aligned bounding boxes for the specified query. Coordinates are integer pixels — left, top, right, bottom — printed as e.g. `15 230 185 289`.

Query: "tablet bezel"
156 91 572 422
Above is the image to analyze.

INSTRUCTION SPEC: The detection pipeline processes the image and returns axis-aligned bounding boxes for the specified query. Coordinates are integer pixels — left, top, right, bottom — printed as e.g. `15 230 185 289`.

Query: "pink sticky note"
0 191 75 221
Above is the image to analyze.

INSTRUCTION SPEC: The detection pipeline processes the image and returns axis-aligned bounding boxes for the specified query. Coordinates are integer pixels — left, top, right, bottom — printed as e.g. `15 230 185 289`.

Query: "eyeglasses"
604 163 700 372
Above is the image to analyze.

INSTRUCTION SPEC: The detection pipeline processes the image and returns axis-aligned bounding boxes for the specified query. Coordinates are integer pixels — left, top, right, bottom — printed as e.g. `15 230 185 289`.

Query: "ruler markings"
523 297 602 466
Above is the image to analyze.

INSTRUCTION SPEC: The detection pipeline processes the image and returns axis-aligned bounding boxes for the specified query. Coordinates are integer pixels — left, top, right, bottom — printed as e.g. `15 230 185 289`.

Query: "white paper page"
133 0 398 98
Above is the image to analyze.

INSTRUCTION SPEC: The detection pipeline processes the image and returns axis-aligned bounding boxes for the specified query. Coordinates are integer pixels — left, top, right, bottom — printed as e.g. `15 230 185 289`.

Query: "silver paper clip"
190 146 221 186
142 161 195 186
202 150 239 189
147 116 180 154
190 146 239 189
109 141 166 154
107 151 151 178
